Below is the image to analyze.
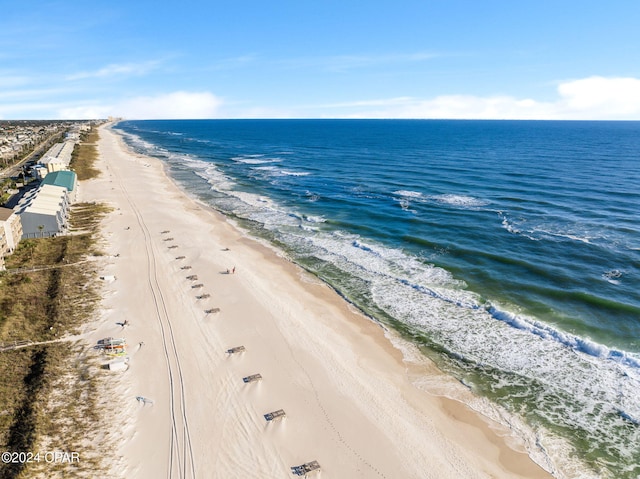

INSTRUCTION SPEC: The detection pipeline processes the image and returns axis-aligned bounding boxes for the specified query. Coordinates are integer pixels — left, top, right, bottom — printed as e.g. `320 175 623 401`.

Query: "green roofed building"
42 170 78 203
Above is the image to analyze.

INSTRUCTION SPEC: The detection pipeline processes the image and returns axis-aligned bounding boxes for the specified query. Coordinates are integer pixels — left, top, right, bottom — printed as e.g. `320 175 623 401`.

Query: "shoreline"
84 122 554 478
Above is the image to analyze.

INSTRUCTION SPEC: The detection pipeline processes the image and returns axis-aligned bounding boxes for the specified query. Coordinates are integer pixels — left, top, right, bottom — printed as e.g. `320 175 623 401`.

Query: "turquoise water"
116 120 640 478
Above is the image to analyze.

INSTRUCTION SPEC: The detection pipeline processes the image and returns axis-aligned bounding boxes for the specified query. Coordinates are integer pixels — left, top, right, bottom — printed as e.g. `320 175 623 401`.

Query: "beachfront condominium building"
41 170 78 203
15 184 70 238
0 206 23 252
38 140 75 173
0 207 22 271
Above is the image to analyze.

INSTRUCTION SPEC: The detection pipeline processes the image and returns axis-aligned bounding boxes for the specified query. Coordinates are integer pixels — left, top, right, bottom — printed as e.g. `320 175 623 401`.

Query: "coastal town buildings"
0 121 64 165
0 120 98 267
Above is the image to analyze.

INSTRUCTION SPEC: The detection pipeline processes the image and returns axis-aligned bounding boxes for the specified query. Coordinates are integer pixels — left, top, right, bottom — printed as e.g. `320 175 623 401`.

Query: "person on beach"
232 266 235 274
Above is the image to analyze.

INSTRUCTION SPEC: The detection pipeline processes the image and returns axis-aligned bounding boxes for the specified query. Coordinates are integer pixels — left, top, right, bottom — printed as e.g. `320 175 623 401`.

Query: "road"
0 132 64 179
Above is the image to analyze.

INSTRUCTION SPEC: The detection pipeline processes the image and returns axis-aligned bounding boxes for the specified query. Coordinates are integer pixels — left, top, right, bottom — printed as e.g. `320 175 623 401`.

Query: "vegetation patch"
69 128 100 181
0 193 114 477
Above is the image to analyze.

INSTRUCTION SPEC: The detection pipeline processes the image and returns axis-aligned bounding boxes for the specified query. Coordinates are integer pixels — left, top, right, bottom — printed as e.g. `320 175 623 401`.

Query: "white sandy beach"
81 123 554 479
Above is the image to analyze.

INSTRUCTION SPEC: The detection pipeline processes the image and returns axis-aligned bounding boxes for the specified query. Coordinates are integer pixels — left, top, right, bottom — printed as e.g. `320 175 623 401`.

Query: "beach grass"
69 128 100 181
0 199 112 478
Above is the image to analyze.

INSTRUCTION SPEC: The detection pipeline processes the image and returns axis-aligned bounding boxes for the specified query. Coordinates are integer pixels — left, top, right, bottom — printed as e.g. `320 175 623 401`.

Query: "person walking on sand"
232 266 236 274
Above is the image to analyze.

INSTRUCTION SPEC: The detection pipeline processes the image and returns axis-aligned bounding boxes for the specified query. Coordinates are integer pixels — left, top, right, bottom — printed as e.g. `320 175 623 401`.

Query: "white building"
15 184 69 238
0 206 23 252
38 140 75 173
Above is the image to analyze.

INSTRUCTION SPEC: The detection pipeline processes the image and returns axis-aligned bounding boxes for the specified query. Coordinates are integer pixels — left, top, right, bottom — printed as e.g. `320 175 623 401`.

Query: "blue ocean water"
115 120 640 478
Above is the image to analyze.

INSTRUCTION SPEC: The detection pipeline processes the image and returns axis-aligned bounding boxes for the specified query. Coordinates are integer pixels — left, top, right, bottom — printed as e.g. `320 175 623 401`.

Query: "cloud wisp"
58 91 224 120
66 60 163 81
313 77 640 120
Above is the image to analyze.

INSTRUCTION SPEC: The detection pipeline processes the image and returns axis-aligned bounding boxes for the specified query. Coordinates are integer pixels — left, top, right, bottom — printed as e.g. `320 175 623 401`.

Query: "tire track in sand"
113 162 196 479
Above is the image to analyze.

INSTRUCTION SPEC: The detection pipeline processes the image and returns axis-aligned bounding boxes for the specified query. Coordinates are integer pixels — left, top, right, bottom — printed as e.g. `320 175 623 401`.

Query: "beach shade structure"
205 307 221 314
168 245 178 249
163 237 174 241
192 283 204 288
160 230 170 234
242 373 262 383
136 396 154 405
226 346 246 354
186 275 198 280
291 461 321 476
181 265 192 270
196 293 210 299
264 409 286 422
175 256 186 260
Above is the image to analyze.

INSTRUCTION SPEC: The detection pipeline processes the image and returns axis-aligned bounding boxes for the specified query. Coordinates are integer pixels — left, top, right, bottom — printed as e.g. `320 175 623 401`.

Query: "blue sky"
2 0 640 119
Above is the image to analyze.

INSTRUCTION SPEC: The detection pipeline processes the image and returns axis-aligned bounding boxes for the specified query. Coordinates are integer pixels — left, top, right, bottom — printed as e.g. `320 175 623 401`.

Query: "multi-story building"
0 206 23 270
15 184 70 238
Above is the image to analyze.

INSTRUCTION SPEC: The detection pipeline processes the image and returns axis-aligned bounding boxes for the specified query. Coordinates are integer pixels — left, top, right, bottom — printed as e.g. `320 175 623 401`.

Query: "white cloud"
556 76 640 119
0 101 62 119
117 91 223 119
8 76 640 120
57 104 113 120
318 76 640 120
66 61 162 81
58 91 224 120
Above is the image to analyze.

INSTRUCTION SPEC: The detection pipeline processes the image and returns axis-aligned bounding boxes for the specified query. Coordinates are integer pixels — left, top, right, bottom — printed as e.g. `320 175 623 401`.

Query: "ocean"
114 119 640 479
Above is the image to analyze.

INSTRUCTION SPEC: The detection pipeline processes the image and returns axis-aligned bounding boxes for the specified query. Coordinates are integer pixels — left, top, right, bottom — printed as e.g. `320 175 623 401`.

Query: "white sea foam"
393 190 423 198
280 170 310 176
393 191 489 209
538 230 593 244
430 194 490 208
269 217 640 475
252 165 279 172
181 157 237 191
233 156 282 164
